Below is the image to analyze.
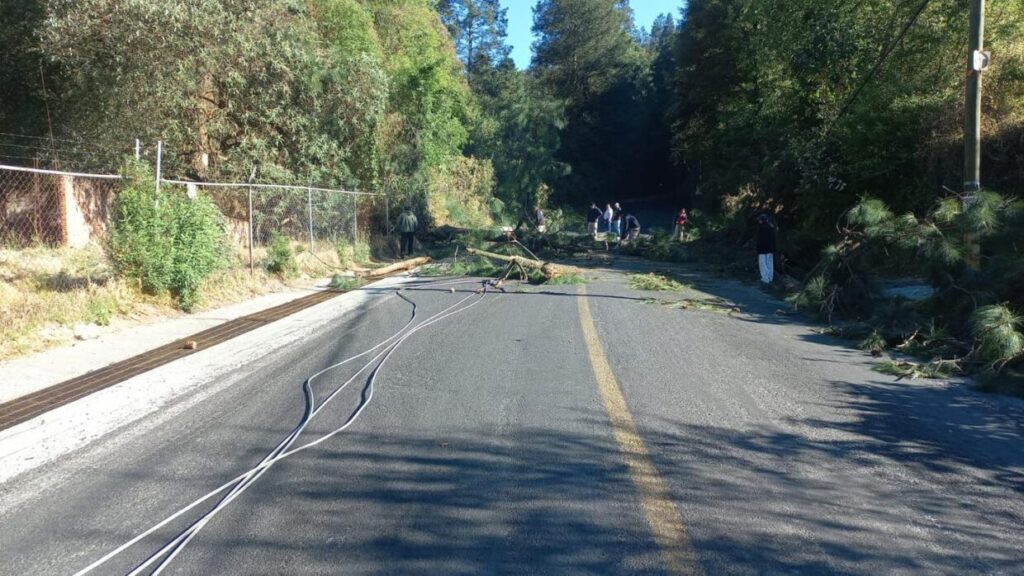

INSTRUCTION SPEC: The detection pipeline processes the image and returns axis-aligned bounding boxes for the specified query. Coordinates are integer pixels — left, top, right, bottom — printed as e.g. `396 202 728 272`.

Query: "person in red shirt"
673 208 688 241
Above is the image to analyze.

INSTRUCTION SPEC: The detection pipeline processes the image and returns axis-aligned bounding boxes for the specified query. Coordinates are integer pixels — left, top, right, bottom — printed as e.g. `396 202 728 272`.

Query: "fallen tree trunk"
358 256 432 279
466 247 577 280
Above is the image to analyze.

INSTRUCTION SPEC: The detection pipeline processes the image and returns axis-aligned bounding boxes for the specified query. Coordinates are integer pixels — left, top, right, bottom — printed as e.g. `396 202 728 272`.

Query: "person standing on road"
756 213 776 285
612 203 623 238
673 208 688 242
398 206 418 258
603 203 614 234
534 205 546 233
587 203 602 238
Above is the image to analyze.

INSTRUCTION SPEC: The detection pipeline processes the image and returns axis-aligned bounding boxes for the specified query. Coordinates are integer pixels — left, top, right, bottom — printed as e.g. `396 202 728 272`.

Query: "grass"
0 242 325 361
628 273 688 292
0 244 163 359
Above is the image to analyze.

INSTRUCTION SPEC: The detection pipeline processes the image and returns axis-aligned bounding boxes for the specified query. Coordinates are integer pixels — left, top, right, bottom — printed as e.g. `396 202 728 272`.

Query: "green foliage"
874 359 960 380
789 276 831 318
971 305 1024 366
42 0 389 184
454 230 493 251
87 297 114 326
437 0 510 79
334 242 352 269
448 257 500 277
328 275 362 290
532 0 674 204
266 234 298 277
672 0 1024 228
628 273 687 292
858 330 887 355
108 162 227 311
546 273 587 285
427 156 496 227
353 241 371 265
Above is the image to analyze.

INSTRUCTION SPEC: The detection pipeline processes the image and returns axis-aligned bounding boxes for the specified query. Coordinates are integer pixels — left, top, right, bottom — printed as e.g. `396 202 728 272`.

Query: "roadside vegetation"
628 273 687 292
3 0 1024 398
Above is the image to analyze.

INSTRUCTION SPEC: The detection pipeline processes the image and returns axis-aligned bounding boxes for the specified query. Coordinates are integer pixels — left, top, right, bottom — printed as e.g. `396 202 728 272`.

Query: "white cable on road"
72 277 492 576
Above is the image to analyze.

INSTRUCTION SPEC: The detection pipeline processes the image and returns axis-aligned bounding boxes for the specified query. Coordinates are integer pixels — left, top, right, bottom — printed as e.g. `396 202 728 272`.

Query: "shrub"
335 241 353 268
353 241 371 264
266 234 298 277
108 161 228 311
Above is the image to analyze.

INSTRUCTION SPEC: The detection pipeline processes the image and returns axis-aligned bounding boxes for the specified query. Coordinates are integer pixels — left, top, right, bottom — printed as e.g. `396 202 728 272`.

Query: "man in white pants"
756 214 775 284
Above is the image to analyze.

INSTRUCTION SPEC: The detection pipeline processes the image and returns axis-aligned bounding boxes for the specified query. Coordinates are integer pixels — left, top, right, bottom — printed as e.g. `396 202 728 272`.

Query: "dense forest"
3 0 1023 233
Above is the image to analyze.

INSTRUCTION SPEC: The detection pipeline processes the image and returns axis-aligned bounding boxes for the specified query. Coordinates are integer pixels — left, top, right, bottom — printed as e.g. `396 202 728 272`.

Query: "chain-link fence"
0 142 387 359
160 179 382 274
0 165 121 248
1 162 385 297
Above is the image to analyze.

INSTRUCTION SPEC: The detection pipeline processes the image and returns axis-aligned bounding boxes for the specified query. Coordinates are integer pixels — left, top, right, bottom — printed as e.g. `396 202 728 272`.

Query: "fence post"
153 139 161 193
385 193 390 237
352 194 358 242
307 181 315 253
248 185 255 277
135 139 140 160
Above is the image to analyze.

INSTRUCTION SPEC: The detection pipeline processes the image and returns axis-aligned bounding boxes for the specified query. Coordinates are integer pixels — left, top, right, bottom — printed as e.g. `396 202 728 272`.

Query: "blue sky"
501 0 686 69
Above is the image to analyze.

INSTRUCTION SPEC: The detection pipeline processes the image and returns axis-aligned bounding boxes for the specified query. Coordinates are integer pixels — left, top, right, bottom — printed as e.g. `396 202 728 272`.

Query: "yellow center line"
577 285 704 576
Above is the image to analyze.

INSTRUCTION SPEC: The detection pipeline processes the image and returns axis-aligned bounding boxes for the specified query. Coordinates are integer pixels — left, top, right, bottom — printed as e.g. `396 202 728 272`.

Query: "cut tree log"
466 247 577 280
358 256 432 279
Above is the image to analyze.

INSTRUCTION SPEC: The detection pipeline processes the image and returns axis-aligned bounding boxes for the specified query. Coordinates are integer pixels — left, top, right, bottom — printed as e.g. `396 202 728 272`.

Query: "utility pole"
964 0 986 269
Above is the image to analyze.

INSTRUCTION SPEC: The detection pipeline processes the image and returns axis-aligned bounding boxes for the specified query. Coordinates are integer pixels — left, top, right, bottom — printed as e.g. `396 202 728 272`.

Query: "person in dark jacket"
398 206 418 257
622 213 641 245
756 214 776 284
586 203 602 237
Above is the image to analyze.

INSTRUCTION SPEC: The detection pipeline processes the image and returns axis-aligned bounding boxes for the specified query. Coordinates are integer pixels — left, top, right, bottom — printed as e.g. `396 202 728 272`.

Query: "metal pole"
248 185 255 277
307 181 315 253
964 0 985 269
155 140 162 194
135 139 140 160
353 194 358 242
248 165 257 277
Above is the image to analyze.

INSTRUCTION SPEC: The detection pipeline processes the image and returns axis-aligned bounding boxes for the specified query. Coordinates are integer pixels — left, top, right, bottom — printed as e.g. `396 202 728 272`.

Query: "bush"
266 234 298 276
108 161 227 311
353 241 371 264
335 241 353 268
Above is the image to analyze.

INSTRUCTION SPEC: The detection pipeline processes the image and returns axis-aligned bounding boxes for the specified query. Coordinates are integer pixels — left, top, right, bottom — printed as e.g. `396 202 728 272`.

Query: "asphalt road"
2 259 1023 575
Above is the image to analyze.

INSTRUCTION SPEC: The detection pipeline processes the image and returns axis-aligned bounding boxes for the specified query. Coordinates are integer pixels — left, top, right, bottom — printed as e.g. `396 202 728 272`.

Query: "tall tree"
532 0 640 107
670 0 1024 228
437 0 511 84
42 0 387 184
532 0 651 204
